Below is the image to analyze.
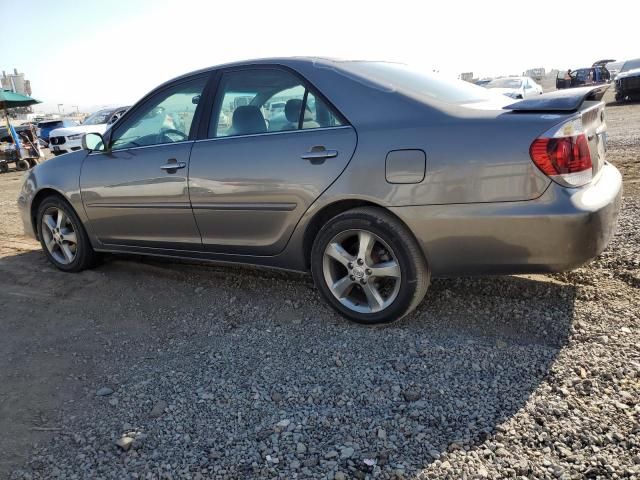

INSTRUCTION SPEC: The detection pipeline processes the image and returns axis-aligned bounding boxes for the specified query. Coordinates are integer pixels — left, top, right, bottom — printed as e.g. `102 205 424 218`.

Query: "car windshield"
621 59 640 72
487 78 522 89
82 110 113 125
38 121 62 128
335 61 494 104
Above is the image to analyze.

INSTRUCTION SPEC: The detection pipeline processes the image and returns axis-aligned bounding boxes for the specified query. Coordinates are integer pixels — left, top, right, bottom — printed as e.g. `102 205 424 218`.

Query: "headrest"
231 106 266 135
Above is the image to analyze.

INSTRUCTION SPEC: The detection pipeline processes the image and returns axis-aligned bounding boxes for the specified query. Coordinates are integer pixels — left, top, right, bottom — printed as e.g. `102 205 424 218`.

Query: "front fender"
17 150 89 239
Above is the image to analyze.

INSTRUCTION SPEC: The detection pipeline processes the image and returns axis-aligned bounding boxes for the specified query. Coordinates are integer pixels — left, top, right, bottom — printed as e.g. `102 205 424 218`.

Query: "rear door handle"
160 159 186 172
301 146 338 162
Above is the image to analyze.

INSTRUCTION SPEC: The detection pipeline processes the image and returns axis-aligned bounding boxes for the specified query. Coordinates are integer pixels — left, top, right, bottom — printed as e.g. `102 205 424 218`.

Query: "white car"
48 107 128 156
484 76 543 99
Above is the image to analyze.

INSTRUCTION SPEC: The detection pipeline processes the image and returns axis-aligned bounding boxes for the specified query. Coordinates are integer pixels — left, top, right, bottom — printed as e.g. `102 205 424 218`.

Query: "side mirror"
82 132 105 152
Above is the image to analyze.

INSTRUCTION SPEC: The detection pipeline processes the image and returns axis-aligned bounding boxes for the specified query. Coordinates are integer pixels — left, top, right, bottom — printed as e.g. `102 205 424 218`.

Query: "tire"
0 161 8 174
311 207 430 324
36 195 99 272
15 159 30 171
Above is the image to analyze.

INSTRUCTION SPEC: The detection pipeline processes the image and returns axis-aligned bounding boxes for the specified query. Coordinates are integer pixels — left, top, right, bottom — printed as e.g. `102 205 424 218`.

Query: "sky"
2 0 639 113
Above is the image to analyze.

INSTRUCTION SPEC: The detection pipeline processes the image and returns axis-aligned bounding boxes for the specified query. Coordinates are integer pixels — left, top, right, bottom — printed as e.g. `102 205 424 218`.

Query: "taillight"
529 118 593 187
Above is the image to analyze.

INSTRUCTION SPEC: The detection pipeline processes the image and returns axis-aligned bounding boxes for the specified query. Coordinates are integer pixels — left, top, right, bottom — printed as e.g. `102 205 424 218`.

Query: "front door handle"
301 146 338 163
160 159 186 173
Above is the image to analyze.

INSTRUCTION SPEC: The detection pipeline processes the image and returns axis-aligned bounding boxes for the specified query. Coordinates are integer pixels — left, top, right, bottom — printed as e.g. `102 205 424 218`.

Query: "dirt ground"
0 90 638 478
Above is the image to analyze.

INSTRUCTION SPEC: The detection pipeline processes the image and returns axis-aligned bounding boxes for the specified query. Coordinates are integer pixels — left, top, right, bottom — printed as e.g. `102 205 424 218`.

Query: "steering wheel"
158 128 188 143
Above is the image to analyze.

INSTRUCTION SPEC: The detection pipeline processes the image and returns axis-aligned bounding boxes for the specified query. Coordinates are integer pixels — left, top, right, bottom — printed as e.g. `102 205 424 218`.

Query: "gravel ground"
1 92 639 479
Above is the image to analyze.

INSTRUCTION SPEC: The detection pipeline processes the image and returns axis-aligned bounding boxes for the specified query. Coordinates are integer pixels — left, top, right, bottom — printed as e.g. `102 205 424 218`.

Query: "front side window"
210 68 343 138
111 77 206 150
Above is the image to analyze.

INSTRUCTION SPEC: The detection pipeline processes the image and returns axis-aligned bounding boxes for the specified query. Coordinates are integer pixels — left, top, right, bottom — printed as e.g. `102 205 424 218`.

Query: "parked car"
556 61 612 89
37 119 79 145
484 76 543 98
17 58 621 324
48 107 129 156
614 58 640 102
474 78 493 87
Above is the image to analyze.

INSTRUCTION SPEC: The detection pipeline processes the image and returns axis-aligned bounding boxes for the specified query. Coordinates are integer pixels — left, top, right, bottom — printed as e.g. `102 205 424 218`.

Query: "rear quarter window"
334 61 495 105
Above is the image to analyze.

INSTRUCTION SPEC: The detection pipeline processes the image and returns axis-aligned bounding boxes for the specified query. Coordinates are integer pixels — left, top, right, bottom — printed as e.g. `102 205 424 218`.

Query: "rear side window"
336 61 495 104
209 68 343 138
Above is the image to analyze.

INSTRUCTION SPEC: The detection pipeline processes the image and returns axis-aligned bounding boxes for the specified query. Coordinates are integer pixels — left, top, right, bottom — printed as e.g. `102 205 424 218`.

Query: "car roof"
151 57 354 90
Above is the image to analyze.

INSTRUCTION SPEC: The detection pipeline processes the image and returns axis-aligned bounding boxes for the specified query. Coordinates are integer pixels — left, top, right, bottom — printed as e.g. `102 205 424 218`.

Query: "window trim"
193 125 352 144
105 73 211 152
200 64 350 141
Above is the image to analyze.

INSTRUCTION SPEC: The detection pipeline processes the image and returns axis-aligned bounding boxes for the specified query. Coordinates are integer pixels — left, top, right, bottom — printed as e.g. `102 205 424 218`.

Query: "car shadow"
1 250 576 476
605 99 640 107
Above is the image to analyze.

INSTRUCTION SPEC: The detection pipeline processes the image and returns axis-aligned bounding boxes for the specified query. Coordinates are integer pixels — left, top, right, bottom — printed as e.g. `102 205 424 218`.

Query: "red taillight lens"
530 133 592 186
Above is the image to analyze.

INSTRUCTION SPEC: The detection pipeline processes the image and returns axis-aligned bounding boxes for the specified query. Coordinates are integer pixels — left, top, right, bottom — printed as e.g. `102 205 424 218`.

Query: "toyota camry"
17 58 622 324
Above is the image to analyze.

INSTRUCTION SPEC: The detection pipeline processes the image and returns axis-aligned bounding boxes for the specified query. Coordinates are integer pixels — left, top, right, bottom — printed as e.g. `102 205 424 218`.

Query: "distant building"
1 68 32 96
459 72 474 82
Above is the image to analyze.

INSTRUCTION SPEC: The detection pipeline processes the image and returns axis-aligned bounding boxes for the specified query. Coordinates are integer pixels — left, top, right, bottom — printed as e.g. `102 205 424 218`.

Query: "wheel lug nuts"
357 258 364 265
349 275 355 281
366 269 372 275
348 262 353 269
360 279 367 284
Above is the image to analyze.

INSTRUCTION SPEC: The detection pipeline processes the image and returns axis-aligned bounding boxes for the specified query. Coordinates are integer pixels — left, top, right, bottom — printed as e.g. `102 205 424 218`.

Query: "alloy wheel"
41 207 78 265
322 229 401 314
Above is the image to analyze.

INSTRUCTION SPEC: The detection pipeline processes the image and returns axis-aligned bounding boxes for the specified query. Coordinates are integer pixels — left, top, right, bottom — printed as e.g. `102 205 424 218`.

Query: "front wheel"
36 196 99 272
311 207 429 324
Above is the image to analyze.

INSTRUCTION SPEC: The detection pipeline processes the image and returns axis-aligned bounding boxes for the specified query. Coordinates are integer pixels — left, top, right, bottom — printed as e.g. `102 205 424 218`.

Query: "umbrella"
0 89 41 109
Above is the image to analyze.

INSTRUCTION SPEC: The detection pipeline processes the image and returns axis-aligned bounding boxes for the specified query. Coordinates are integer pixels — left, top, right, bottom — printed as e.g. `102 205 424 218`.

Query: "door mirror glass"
82 132 105 152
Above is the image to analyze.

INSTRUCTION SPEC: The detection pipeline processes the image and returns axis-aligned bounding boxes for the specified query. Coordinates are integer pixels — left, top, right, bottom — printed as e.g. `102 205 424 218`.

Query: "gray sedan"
17 58 622 324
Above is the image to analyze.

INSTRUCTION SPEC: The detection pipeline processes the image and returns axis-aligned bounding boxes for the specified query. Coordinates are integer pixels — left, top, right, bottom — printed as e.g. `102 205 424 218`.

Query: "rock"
209 450 223 460
194 286 204 294
132 433 147 450
96 387 114 397
296 442 307 454
325 450 339 459
335 472 347 480
377 428 387 440
402 389 421 402
275 419 291 430
290 460 301 469
340 446 355 459
149 400 168 418
271 391 283 402
115 436 134 451
304 455 319 467
108 397 118 406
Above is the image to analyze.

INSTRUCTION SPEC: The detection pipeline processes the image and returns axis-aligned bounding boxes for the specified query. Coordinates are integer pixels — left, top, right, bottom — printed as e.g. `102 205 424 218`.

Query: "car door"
188 66 357 255
80 75 209 250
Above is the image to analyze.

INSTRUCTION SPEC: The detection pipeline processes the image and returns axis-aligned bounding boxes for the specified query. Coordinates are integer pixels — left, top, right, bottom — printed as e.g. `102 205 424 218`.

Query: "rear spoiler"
504 85 609 113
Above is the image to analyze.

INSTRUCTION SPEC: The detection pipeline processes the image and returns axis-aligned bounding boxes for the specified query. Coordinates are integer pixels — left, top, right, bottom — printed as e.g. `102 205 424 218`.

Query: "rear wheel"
36 196 99 272
0 161 8 174
311 207 429 324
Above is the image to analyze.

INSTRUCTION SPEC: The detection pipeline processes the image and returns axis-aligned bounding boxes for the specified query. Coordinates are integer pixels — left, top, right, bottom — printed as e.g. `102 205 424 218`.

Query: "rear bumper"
390 163 623 276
